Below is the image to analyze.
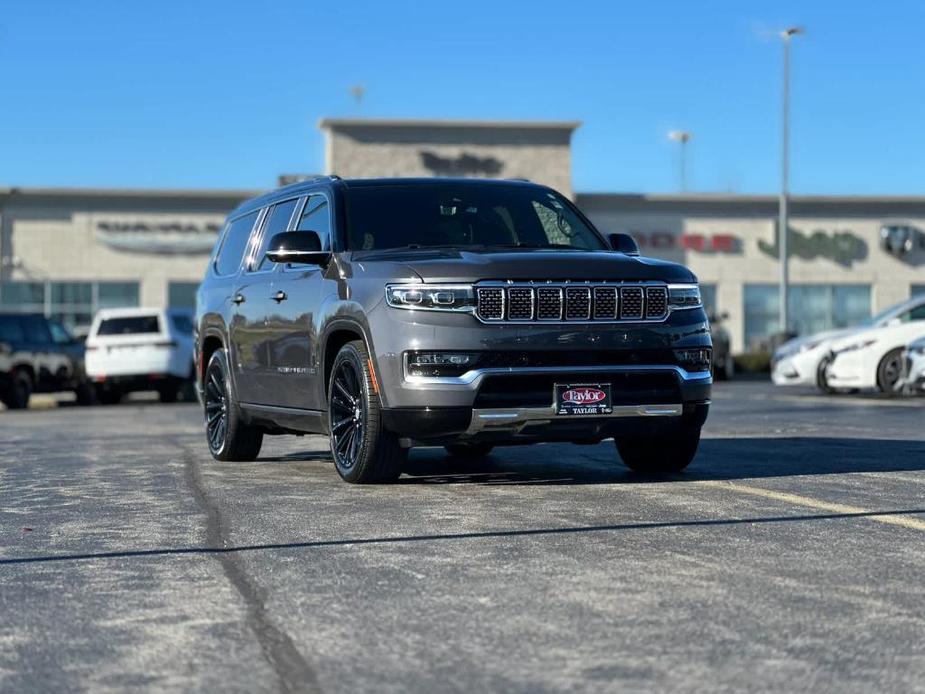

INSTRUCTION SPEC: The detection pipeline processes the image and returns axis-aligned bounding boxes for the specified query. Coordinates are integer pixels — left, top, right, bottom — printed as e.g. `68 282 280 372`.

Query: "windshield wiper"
360 243 488 253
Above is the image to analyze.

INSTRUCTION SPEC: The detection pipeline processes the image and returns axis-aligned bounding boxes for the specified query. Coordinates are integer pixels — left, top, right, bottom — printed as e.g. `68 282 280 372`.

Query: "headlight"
799 339 824 353
837 338 877 354
668 284 701 310
385 284 476 312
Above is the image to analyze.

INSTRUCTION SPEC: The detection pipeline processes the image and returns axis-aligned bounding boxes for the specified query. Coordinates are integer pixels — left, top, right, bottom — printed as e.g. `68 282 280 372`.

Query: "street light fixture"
668 130 692 192
778 26 804 336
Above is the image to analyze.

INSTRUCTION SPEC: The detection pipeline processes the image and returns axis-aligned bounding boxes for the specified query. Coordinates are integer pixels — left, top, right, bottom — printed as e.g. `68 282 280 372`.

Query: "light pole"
779 27 803 335
668 130 692 192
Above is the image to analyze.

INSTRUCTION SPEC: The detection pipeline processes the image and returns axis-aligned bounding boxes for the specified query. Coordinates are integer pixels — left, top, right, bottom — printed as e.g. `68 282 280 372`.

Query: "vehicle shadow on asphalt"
396 437 925 485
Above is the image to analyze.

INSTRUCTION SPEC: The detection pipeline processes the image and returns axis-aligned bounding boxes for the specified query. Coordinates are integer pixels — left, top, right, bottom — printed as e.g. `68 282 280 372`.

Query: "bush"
734 351 772 373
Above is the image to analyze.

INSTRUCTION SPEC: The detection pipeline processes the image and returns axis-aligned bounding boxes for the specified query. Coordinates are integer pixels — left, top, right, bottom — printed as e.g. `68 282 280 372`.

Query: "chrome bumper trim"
465 403 683 435
403 362 712 387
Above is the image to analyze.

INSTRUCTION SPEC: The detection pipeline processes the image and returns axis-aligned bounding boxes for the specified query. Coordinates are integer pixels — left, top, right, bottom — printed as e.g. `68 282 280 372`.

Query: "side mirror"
266 231 330 266
608 233 640 256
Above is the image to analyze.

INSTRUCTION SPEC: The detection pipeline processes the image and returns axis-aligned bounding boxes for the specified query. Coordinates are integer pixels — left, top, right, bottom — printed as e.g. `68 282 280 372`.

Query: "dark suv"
0 313 91 409
196 177 711 483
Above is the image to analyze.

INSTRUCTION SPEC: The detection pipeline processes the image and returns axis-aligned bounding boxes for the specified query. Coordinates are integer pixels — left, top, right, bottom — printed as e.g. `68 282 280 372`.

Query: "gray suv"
196 177 712 483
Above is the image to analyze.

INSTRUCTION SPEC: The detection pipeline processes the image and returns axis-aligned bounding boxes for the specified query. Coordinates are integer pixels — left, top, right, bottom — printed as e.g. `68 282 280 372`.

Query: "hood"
776 327 856 356
350 248 696 283
830 322 925 352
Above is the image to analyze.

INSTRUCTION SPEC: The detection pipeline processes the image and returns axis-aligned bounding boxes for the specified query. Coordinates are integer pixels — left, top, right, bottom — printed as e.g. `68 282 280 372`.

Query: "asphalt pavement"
1 381 924 693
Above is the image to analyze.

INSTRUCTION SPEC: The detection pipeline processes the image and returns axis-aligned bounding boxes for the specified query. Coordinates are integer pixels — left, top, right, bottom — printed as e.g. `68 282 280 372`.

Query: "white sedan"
825 321 925 394
772 294 925 392
902 335 925 393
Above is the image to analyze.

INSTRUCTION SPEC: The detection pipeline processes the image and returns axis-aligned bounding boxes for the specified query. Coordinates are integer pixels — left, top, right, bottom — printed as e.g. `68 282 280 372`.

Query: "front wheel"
328 340 406 483
2 369 32 410
615 427 701 474
204 349 263 461
876 348 904 395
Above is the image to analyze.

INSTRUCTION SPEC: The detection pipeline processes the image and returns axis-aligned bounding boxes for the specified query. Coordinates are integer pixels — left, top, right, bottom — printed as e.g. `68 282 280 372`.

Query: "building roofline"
318 117 582 131
0 186 261 200
576 192 925 205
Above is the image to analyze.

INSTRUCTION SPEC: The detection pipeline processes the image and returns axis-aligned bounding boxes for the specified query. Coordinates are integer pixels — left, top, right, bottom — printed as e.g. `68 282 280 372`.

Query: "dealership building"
2 118 924 351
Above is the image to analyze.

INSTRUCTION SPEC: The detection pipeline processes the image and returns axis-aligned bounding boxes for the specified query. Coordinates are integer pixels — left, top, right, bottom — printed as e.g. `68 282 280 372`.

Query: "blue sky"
1 0 923 194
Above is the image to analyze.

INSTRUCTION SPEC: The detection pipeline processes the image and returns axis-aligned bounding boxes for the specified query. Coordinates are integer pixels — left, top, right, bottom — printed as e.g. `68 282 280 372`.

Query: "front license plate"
555 383 613 416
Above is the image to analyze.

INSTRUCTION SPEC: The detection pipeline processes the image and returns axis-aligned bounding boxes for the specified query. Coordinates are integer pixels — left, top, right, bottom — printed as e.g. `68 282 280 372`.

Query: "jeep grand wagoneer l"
195 177 711 483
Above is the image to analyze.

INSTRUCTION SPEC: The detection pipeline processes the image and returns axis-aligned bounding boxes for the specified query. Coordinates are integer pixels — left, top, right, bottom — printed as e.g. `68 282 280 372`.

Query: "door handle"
232 293 246 305
272 290 288 303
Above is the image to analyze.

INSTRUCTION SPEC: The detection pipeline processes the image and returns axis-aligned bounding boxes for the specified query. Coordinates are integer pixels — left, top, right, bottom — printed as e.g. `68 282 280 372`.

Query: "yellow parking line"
697 480 925 532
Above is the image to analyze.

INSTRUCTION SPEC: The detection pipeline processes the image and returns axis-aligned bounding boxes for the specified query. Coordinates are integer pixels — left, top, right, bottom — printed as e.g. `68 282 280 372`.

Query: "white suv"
85 308 194 404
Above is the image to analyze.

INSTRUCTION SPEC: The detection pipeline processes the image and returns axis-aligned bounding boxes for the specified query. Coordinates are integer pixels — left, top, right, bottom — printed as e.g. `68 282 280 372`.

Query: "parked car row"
771 294 925 395
0 308 195 409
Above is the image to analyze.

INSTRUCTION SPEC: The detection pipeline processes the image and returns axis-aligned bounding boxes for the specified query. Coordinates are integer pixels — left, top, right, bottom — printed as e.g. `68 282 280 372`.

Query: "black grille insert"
536 287 563 320
565 287 591 320
620 287 644 319
646 286 668 318
477 288 504 320
507 287 534 320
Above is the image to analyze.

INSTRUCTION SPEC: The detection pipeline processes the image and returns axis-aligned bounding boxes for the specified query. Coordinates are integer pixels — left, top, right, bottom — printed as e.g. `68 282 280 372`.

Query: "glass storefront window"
168 282 199 308
912 285 925 297
700 283 718 318
0 280 140 331
744 284 871 349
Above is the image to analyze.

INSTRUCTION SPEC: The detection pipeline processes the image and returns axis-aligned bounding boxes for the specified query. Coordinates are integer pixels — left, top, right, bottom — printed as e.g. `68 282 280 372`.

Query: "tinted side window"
903 304 925 322
296 195 332 247
215 211 260 276
0 316 25 342
254 198 300 272
22 315 52 343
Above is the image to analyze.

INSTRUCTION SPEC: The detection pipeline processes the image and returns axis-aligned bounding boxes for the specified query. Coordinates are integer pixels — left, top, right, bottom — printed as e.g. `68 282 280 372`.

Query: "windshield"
863 296 925 327
344 184 607 252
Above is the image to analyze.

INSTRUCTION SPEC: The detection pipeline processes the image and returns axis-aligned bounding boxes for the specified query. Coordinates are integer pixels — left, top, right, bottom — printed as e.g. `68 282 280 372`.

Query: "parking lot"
1 380 924 692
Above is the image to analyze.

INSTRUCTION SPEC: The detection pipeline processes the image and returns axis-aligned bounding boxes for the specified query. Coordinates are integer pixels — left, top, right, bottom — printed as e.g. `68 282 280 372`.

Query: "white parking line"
697 480 925 532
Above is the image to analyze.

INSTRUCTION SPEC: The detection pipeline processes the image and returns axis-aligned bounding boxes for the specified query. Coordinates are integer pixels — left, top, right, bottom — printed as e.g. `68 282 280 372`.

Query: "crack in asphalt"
180 444 321 694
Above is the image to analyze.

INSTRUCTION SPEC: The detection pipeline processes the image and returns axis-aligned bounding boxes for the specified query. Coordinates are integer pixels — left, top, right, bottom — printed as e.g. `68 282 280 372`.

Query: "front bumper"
380 364 711 443
771 348 825 387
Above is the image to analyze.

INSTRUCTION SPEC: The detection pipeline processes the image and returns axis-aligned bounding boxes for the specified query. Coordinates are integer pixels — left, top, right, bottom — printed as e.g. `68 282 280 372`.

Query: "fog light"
674 348 712 373
407 351 480 377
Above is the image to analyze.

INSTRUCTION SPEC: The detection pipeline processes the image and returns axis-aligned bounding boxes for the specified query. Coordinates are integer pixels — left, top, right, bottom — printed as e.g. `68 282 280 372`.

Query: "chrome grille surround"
474 282 672 324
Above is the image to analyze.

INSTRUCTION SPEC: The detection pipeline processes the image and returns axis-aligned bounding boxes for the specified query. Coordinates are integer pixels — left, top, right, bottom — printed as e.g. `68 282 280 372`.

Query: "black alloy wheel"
329 360 365 471
327 340 405 483
205 367 228 454
204 349 263 461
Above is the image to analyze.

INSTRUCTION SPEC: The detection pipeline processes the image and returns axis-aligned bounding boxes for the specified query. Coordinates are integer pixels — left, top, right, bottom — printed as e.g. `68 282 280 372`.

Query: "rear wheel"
95 386 123 405
877 348 905 394
2 370 32 409
445 443 494 459
204 349 263 461
158 385 179 403
74 381 96 406
616 427 701 474
328 340 406 483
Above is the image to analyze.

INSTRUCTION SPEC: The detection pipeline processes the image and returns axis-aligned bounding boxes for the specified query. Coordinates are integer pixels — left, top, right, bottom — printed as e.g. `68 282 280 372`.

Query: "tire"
816 355 837 394
615 427 701 474
74 381 96 406
876 348 905 395
2 370 32 410
445 443 494 459
328 340 406 483
95 386 123 405
204 348 263 461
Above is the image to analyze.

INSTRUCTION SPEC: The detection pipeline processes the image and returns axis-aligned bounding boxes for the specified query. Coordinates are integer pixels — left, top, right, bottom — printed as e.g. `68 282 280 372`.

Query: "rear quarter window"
97 316 161 335
215 211 261 276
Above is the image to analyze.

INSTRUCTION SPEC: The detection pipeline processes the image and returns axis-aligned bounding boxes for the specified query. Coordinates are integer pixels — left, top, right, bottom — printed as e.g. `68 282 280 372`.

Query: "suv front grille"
475 283 671 323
